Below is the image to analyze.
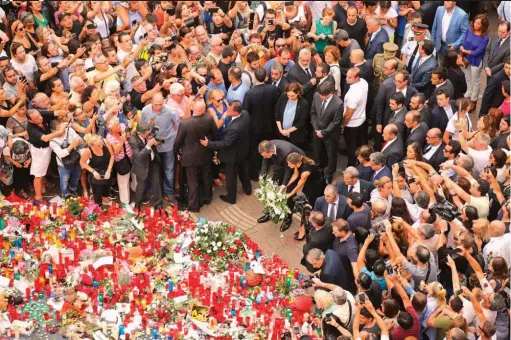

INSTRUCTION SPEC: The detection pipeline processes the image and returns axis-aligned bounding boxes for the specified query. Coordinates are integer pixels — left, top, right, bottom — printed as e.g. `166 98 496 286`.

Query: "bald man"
174 99 218 212
422 128 447 171
140 92 181 205
483 221 510 267
381 124 404 168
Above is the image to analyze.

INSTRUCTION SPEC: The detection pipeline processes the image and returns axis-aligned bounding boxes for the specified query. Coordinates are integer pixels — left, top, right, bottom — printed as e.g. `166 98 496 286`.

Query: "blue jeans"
58 164 81 197
159 151 174 196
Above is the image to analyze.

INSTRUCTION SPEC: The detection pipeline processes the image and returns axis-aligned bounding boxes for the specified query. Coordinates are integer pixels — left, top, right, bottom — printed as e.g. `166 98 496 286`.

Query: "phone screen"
249 12 256 30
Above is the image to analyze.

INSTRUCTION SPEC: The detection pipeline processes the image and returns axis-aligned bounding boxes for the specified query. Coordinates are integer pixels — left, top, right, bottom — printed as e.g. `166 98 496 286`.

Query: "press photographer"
300 211 334 272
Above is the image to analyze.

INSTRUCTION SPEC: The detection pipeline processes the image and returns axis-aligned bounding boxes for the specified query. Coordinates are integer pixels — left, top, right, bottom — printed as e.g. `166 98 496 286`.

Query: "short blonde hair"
83 133 102 146
314 289 334 309
103 96 119 112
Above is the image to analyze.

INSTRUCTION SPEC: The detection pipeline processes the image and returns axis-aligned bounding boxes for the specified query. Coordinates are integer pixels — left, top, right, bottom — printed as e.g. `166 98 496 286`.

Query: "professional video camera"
293 193 311 215
149 126 164 144
430 195 460 222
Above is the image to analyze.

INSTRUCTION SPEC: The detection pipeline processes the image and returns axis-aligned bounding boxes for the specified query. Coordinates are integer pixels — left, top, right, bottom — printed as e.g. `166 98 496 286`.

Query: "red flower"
188 241 195 248
242 252 247 258
234 239 243 247
227 226 235 233
204 254 211 261
218 251 226 257
193 249 201 256
228 247 237 254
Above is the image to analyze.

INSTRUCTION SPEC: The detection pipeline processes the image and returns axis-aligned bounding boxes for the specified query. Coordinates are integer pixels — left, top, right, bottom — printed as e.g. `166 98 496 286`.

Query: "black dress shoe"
219 195 235 204
257 214 270 223
279 218 292 232
293 234 305 241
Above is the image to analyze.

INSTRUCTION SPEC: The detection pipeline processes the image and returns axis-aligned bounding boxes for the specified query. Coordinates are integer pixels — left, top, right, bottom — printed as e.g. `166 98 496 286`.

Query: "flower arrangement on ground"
254 175 291 223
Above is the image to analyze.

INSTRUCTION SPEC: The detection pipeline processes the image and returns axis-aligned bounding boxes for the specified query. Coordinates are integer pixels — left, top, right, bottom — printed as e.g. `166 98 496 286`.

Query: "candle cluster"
0 198 321 339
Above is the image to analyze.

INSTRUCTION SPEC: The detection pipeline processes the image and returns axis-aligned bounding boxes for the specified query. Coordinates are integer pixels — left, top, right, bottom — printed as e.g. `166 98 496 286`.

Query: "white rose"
213 246 218 251
217 242 222 246
207 249 211 253
274 207 282 216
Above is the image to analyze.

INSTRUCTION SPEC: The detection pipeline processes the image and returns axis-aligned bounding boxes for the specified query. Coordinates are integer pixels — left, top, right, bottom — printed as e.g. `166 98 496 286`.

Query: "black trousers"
134 163 162 208
13 167 30 193
224 159 251 203
249 132 274 181
344 123 367 167
184 163 212 211
312 136 338 182
90 180 111 204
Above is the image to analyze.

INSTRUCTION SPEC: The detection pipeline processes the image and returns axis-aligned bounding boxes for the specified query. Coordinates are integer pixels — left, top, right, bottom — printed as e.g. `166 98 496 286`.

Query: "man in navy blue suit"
368 152 392 183
365 15 390 60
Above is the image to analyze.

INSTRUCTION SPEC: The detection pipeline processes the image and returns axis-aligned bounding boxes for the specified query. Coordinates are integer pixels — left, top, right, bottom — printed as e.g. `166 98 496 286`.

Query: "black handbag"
113 142 132 175
51 127 80 169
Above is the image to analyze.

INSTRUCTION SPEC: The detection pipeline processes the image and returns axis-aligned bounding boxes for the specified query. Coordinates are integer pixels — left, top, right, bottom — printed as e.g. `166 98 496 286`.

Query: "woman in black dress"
280 152 326 232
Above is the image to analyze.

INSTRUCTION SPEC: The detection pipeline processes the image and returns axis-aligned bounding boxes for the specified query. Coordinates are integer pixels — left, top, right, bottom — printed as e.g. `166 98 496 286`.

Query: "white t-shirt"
11 55 38 83
117 47 139 92
445 113 473 141
467 146 492 178
375 7 398 37
344 79 368 128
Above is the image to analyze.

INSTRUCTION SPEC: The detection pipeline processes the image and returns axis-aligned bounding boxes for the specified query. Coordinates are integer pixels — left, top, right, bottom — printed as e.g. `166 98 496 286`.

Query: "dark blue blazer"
370 166 392 183
430 100 455 132
365 29 389 60
313 195 351 221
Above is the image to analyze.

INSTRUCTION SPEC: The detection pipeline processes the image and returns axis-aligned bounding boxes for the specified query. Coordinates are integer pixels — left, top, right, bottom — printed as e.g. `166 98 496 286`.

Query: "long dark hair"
390 197 413 225
443 50 462 73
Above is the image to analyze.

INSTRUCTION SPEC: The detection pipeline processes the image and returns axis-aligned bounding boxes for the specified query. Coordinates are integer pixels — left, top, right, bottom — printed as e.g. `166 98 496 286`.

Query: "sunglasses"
215 97 224 102
17 26 25 31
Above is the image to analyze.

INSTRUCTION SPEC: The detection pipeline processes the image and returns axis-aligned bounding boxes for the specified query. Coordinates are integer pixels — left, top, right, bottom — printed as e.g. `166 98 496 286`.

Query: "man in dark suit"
173 99 218 212
411 40 437 97
431 89 456 132
404 110 428 149
365 15 390 60
257 139 304 223
480 57 510 116
269 62 289 98
428 67 454 107
373 59 399 149
129 123 163 210
381 124 404 168
394 70 418 107
301 211 335 272
410 92 432 127
314 184 351 222
369 152 393 183
315 63 336 92
286 48 317 109
336 167 375 203
423 128 447 171
387 92 408 138
310 81 343 184
483 21 510 77
242 67 279 181
200 101 252 204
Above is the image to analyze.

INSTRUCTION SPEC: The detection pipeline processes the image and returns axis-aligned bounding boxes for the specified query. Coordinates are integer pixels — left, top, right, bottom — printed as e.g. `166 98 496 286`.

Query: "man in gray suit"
129 123 163 210
388 92 408 138
404 110 428 149
484 21 510 77
381 124 405 168
411 40 437 97
428 67 454 107
310 81 343 184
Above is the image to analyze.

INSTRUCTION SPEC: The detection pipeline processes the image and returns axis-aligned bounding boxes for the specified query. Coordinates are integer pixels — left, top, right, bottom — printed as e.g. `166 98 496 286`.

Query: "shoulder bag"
113 142 132 175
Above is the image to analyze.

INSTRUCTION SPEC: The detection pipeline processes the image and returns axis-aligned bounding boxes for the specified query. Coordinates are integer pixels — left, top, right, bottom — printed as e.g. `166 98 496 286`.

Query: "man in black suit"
369 152 393 183
310 81 343 184
411 40 437 97
200 101 252 204
257 139 304 223
373 59 399 149
422 128 447 171
301 211 335 272
431 89 456 132
428 67 454 107
365 15 390 60
173 99 218 212
387 92 408 138
410 92 432 127
404 110 428 149
336 167 375 203
286 48 317 109
314 184 351 222
394 70 418 107
491 115 510 150
269 62 289 98
480 57 510 116
242 67 279 181
381 124 404 168
315 63 336 91
483 21 510 78
129 123 163 210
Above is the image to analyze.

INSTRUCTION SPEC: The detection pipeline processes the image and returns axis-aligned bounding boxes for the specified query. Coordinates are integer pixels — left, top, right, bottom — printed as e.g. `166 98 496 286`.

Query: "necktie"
272 81 277 86
305 68 312 78
407 44 420 73
320 100 327 116
381 141 387 149
348 185 354 193
424 145 432 154
412 57 422 74
492 39 502 57
389 110 396 122
328 203 336 220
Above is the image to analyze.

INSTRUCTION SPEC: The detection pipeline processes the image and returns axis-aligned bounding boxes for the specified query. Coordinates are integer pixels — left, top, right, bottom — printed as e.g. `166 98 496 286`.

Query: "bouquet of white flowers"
254 176 291 222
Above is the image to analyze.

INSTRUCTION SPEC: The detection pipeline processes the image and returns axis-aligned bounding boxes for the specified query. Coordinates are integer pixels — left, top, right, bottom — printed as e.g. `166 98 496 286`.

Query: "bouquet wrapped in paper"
255 176 291 222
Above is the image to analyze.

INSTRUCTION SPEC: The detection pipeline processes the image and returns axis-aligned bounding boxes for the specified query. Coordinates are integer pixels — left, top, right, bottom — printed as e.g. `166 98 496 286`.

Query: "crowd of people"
0 1 509 339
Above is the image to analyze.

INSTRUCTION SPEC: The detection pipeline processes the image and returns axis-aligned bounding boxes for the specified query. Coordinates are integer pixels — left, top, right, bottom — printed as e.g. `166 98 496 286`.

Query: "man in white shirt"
483 221 511 268
458 129 492 179
117 32 146 92
443 97 472 143
342 67 368 166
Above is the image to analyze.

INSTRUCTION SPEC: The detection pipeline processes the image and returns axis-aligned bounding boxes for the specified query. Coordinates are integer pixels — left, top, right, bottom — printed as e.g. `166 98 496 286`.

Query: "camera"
293 194 310 214
184 18 196 28
306 34 316 44
358 293 366 303
149 126 164 144
324 313 332 322
268 19 274 25
430 196 460 222
325 36 335 43
165 7 176 16
302 278 314 289
280 331 292 340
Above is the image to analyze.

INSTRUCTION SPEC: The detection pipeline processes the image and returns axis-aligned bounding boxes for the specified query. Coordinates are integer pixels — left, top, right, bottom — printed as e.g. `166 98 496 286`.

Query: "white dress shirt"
327 197 340 220
441 8 455 43
348 180 361 195
423 143 441 160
